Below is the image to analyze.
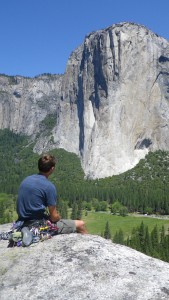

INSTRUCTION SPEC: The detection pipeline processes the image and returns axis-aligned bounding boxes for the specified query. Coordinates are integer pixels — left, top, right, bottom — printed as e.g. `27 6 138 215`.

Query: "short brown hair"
38 154 56 173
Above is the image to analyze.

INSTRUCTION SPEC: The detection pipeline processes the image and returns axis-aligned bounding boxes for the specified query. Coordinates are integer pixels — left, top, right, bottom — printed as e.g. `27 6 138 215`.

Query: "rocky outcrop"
1 22 169 178
0 223 169 300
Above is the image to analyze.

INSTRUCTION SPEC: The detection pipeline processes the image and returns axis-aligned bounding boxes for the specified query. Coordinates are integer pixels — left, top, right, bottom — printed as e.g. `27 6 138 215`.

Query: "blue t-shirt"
17 174 57 221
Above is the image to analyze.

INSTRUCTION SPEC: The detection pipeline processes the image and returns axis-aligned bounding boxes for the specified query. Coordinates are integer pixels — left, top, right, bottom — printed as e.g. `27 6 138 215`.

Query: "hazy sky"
0 0 169 77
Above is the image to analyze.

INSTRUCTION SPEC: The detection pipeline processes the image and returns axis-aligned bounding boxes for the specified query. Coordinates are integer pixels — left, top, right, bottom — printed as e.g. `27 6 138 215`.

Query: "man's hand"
48 206 61 222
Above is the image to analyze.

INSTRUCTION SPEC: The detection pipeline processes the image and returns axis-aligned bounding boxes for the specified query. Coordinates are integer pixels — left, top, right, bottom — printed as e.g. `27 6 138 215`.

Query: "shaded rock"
0 223 169 299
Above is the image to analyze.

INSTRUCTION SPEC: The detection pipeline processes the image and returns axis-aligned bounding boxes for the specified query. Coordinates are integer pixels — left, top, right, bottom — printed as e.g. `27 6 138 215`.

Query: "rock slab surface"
0 223 169 300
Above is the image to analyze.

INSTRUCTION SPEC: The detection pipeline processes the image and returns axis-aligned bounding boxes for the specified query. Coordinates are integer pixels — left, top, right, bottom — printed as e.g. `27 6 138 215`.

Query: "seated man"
17 153 87 235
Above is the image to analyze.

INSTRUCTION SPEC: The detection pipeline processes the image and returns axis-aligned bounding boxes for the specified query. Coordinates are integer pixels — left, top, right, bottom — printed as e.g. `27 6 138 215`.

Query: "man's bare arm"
48 206 61 222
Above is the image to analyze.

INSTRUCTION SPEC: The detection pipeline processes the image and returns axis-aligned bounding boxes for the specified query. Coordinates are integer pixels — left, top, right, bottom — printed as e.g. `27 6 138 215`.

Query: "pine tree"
151 224 159 258
113 229 124 245
164 234 169 262
126 236 130 247
129 226 140 251
104 221 111 239
63 202 68 219
118 229 125 244
138 222 145 252
160 225 165 246
77 200 83 220
159 225 167 261
113 231 119 243
71 202 78 220
58 199 68 219
144 226 152 255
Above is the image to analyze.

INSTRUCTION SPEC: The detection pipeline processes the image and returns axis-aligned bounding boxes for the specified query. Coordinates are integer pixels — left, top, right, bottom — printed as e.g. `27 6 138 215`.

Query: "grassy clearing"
82 211 169 239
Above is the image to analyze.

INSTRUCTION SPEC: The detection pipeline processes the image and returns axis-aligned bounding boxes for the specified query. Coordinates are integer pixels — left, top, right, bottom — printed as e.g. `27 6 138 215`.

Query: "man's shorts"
56 219 76 234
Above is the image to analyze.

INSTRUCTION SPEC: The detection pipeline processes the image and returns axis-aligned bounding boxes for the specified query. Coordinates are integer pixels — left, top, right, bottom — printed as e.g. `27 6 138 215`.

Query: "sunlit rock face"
58 22 169 178
1 22 169 178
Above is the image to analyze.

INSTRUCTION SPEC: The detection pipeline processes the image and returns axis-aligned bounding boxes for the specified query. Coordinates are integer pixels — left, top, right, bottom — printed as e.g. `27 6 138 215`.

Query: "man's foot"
75 220 88 234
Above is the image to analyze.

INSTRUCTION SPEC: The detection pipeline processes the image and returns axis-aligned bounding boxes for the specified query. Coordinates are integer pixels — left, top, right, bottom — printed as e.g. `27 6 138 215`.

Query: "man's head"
38 154 56 174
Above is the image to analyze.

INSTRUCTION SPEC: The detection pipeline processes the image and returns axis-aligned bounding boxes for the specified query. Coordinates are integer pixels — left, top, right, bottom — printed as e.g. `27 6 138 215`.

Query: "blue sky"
0 0 169 77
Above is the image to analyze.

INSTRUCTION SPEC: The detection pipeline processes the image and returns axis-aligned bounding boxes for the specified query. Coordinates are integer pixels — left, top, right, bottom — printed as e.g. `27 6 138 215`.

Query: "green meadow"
83 211 169 239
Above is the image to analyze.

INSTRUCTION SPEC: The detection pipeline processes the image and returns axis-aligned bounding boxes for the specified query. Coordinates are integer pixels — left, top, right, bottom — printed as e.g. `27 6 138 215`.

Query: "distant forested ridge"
0 129 169 224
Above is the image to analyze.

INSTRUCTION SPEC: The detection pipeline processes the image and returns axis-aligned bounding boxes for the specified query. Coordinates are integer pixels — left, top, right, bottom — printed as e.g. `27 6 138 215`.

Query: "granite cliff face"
0 223 169 300
1 22 169 178
0 74 62 135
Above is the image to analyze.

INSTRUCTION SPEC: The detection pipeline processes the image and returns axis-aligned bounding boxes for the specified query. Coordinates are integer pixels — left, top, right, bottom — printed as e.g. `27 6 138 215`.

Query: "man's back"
17 174 57 221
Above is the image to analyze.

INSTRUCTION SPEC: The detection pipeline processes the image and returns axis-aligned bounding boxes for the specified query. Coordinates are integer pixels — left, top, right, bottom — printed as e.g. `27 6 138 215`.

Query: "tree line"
103 221 169 263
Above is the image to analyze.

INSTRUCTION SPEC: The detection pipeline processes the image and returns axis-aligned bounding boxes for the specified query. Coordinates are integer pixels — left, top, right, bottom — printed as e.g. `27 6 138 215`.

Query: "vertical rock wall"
56 22 169 178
